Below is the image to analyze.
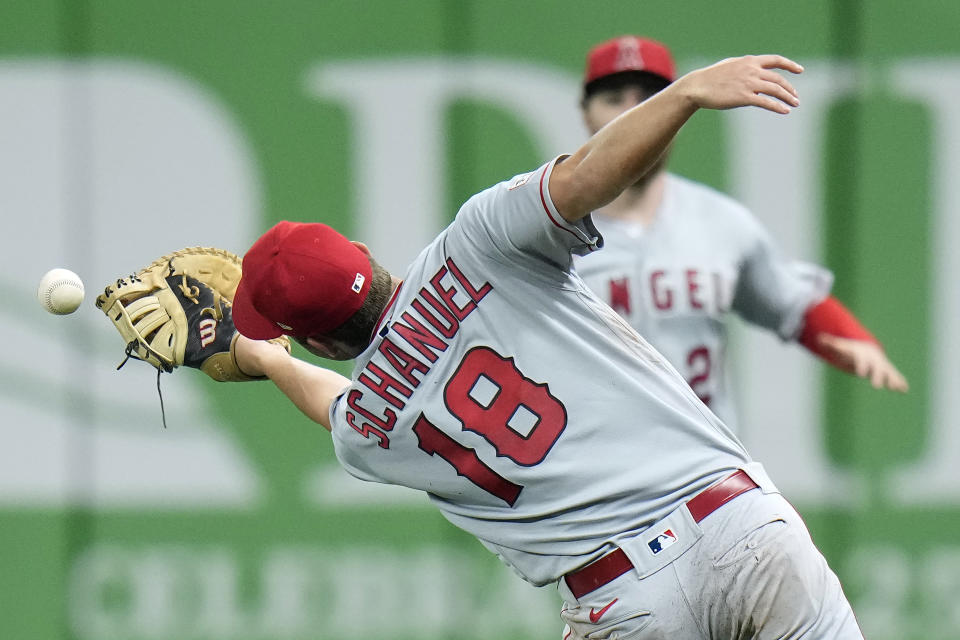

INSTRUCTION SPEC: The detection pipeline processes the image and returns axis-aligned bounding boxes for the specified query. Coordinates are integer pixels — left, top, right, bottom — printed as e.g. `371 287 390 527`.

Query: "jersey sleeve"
731 216 834 340
328 388 396 485
446 157 603 272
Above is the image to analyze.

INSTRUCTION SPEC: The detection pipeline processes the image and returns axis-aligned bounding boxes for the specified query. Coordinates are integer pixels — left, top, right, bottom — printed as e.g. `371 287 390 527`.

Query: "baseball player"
574 36 907 429
231 55 865 637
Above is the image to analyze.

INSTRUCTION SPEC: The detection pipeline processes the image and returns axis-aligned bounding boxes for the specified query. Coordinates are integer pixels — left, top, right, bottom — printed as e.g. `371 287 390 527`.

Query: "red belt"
564 470 758 599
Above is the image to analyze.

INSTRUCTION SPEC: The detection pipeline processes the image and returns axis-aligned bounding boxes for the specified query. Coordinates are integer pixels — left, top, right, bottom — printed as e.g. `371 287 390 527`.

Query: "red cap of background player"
583 35 676 87
232 221 373 340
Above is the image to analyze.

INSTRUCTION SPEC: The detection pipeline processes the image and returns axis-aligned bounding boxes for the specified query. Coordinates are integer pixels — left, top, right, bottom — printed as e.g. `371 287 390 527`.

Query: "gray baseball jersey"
574 173 833 430
329 159 752 586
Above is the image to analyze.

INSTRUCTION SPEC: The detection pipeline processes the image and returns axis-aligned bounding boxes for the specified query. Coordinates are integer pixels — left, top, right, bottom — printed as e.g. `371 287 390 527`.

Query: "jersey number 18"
413 346 568 506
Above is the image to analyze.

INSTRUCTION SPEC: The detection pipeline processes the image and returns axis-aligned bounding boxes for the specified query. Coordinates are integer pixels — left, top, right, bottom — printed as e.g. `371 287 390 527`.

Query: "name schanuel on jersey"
343 257 493 449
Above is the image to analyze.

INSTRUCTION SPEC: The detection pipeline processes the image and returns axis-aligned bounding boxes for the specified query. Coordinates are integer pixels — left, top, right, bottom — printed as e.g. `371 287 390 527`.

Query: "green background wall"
1 1 958 638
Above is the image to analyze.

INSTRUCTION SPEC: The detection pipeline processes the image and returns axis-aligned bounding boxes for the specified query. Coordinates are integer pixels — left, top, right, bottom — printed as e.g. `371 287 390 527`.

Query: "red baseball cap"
232 221 373 340
583 36 676 87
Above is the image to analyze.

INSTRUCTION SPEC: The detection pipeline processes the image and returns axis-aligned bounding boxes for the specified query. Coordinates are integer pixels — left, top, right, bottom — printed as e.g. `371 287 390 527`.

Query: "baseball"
37 268 85 315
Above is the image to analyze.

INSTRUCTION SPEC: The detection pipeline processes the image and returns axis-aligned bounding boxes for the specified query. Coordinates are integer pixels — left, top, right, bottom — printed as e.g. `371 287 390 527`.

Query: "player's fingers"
754 54 804 75
755 80 800 109
887 375 908 393
758 69 800 102
870 359 907 392
869 363 886 389
885 365 910 392
749 95 792 115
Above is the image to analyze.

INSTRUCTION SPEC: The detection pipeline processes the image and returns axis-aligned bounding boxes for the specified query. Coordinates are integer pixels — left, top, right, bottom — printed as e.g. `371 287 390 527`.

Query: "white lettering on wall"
305 59 583 272
69 545 557 639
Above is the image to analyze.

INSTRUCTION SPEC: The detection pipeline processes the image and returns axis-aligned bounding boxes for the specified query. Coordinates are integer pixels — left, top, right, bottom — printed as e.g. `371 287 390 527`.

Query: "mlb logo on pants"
647 528 678 555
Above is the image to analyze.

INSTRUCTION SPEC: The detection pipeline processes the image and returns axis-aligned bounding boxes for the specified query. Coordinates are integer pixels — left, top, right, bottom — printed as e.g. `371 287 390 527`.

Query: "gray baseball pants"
558 487 863 639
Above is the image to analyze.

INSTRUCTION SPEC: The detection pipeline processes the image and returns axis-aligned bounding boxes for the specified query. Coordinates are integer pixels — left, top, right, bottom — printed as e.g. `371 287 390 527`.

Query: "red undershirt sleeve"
798 295 881 360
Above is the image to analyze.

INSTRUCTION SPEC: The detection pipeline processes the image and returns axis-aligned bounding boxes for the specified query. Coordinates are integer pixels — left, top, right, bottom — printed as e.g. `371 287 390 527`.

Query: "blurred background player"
573 35 908 429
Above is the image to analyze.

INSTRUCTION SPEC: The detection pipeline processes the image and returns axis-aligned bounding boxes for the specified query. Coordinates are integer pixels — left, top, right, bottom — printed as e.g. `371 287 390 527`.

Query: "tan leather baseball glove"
96 247 289 381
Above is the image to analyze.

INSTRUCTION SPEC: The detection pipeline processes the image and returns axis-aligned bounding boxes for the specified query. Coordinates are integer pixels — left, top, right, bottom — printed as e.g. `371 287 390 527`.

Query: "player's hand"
675 55 803 115
815 334 909 392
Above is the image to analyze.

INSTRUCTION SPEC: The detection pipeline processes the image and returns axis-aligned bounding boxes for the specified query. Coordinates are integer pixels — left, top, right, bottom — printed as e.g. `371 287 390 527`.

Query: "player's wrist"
662 73 701 114
234 334 284 378
799 296 878 350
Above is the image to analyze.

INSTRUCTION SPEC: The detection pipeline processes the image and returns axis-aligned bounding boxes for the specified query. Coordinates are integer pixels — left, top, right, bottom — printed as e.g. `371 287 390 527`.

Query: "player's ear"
351 241 371 258
580 97 592 127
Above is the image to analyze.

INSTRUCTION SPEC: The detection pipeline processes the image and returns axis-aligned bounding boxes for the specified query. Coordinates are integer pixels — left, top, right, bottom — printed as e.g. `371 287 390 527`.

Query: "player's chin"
296 336 363 361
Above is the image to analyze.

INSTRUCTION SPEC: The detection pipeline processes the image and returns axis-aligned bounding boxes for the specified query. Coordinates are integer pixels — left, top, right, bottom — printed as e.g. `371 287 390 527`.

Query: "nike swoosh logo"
588 597 618 623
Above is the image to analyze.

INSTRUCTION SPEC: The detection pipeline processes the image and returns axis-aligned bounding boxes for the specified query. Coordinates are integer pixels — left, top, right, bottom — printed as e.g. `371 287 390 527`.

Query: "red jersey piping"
538 161 589 244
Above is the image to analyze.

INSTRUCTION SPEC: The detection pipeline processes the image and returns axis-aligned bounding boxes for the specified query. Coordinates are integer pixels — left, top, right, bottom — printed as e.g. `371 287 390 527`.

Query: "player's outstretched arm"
550 55 803 222
234 335 350 430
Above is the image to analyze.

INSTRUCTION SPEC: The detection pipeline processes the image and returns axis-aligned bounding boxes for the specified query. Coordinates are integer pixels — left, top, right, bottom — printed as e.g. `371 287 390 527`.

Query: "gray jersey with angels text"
330 159 753 586
574 174 833 430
